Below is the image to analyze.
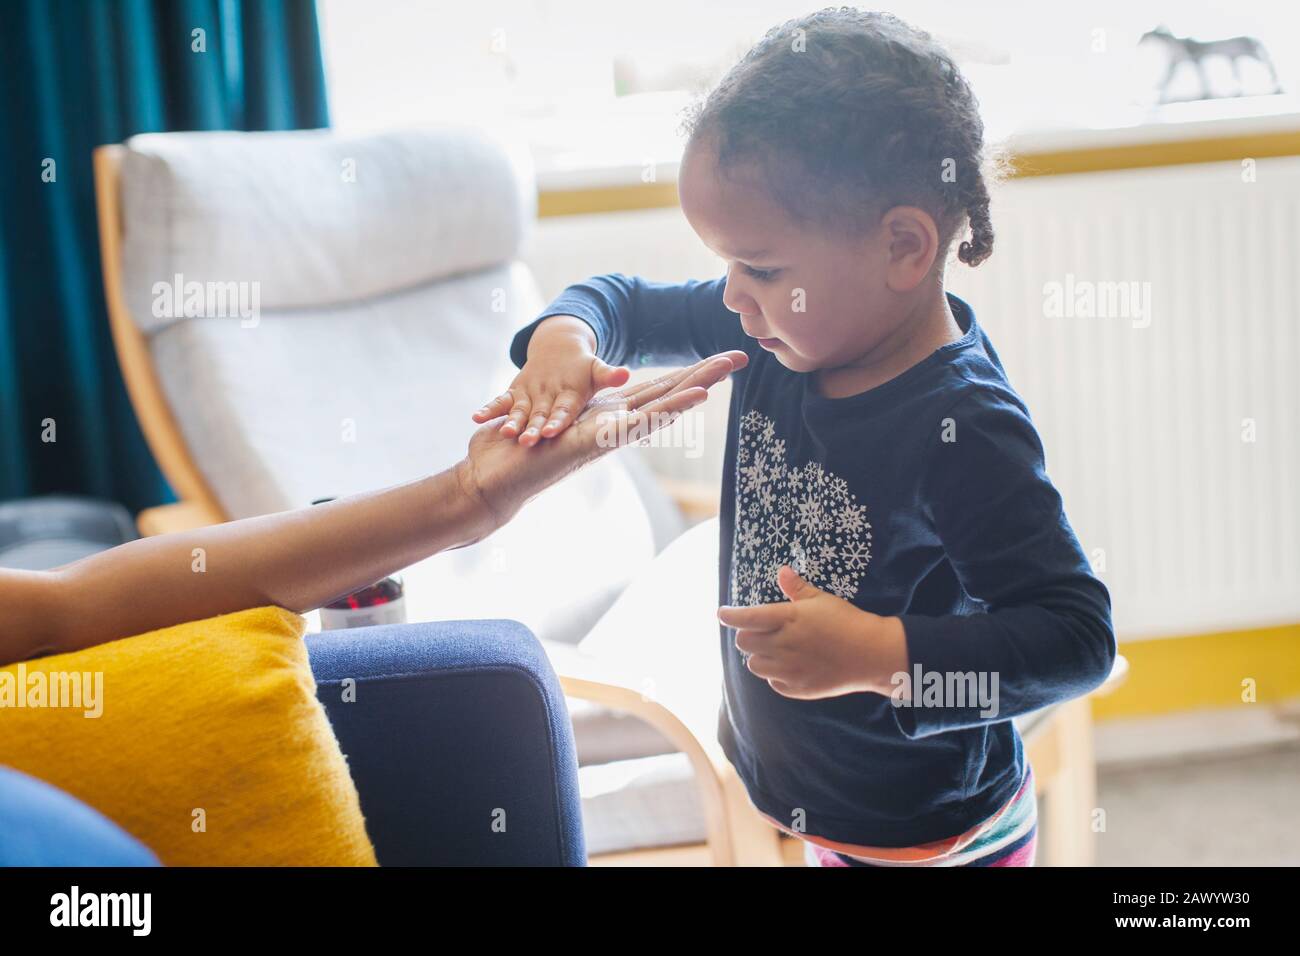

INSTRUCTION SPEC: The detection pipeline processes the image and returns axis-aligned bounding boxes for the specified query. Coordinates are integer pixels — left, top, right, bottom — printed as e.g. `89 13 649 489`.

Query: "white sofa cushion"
120 125 535 330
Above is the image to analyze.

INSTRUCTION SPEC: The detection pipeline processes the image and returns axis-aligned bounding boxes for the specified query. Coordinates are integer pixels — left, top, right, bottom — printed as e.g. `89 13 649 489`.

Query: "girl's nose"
722 266 757 315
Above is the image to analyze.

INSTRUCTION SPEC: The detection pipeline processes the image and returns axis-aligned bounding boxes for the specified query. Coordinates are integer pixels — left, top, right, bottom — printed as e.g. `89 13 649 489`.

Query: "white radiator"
528 157 1300 640
948 157 1300 639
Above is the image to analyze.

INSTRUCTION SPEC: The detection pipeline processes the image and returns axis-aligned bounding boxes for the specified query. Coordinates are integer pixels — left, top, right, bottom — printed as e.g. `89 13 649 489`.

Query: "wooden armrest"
539 638 729 769
136 501 225 536
539 637 770 864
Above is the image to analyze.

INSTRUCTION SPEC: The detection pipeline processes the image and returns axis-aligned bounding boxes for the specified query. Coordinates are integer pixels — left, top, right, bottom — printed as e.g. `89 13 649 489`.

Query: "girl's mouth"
756 337 782 350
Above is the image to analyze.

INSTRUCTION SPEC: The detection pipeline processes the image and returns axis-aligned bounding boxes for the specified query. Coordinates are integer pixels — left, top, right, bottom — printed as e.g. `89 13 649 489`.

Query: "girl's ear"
880 206 941 292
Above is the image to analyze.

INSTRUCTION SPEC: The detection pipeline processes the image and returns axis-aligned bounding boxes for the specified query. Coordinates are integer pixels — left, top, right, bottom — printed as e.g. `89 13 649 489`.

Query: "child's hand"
717 566 911 700
461 352 745 530
472 315 631 446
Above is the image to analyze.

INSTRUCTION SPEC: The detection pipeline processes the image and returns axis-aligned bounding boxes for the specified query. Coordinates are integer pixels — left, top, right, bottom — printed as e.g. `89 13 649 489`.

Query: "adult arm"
0 353 745 666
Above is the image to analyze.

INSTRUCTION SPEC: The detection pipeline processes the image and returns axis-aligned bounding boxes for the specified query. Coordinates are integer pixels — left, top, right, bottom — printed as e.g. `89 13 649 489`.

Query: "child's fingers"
520 397 554 446
541 390 582 437
473 391 515 423
740 652 781 679
717 603 790 630
500 393 532 437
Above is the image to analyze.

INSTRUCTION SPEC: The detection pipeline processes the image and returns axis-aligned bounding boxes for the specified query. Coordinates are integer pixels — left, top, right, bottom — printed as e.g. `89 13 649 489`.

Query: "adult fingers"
640 356 738 410
616 374 730 444
623 354 737 411
596 387 707 448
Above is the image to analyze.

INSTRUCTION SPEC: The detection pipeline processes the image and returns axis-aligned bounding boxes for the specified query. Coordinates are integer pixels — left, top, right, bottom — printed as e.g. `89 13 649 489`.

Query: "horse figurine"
1140 25 1283 103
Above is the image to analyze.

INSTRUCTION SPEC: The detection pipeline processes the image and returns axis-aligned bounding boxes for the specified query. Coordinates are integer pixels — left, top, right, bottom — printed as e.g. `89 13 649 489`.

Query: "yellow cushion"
0 606 378 866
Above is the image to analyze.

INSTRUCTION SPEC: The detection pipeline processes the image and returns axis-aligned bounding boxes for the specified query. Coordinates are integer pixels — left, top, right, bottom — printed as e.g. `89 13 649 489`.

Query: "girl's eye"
744 265 780 282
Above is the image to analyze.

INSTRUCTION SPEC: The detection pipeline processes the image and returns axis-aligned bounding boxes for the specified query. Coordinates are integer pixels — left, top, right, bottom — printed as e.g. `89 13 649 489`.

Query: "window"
319 0 1300 186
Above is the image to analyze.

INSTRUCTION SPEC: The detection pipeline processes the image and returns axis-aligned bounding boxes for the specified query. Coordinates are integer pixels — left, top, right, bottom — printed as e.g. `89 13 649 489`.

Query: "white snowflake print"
729 411 875 607
795 494 826 537
837 502 868 536
740 450 774 496
841 541 872 572
765 512 790 549
828 573 857 600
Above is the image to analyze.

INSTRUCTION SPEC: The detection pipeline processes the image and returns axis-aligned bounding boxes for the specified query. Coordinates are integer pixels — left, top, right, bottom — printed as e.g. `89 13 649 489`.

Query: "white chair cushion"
579 753 707 856
120 125 535 330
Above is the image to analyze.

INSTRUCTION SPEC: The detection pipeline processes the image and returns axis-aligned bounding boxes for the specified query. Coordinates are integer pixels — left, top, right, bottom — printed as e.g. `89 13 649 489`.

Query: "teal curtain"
0 0 329 512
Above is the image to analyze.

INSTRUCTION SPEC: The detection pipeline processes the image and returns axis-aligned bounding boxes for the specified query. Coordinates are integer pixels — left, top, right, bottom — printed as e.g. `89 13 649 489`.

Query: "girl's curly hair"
683 8 1004 267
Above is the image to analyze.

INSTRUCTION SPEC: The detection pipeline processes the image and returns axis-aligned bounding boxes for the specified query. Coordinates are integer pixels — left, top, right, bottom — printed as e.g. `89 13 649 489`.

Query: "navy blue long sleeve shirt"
509 274 1117 847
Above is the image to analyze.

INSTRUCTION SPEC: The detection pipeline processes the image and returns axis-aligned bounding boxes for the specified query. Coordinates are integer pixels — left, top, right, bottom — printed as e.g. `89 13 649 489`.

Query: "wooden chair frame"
92 141 1128 866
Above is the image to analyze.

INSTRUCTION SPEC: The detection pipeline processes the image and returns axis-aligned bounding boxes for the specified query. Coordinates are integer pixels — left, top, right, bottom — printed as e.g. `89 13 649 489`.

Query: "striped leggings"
803 823 1037 867
801 765 1038 867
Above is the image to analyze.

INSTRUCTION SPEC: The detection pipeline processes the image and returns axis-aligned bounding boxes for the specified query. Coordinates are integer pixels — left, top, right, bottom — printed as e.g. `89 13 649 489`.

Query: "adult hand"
458 350 748 532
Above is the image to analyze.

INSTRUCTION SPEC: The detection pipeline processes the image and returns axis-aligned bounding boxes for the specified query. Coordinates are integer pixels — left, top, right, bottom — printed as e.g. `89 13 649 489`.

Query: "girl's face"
678 137 915 375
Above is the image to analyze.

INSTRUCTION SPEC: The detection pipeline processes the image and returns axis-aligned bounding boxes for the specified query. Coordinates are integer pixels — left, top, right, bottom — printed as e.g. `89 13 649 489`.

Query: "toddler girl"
475 8 1116 866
